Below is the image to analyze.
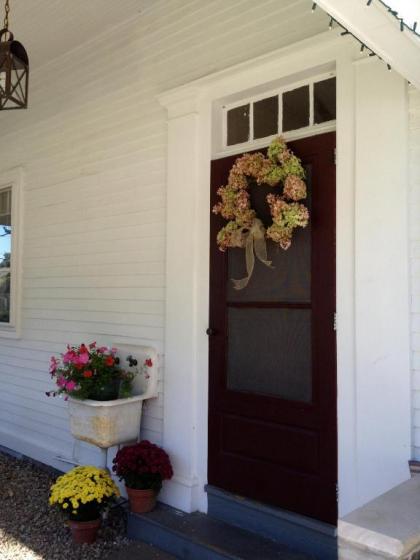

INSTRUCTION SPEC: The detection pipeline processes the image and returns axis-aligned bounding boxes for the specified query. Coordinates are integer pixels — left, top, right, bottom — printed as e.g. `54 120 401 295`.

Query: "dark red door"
208 132 337 525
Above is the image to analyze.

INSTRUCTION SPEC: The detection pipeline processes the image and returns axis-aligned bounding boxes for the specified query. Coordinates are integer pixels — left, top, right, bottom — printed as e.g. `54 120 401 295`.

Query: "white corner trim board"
158 29 411 520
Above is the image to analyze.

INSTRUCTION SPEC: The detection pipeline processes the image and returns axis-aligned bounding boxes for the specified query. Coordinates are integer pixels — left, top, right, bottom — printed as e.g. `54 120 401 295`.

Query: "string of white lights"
310 1 419 72
370 0 419 37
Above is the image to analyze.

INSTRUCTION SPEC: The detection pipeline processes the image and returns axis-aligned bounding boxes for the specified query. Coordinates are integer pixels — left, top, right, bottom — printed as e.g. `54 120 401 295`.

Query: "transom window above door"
222 74 336 151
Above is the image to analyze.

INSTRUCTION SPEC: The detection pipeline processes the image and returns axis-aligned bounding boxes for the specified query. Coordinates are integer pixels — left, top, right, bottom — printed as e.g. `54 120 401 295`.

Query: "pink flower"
66 380 76 392
74 352 89 366
144 358 153 368
57 376 66 388
49 356 59 375
89 341 97 349
62 350 76 364
97 346 107 354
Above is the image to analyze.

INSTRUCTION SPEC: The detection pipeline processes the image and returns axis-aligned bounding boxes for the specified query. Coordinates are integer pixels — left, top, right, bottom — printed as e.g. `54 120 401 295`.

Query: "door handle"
206 328 217 336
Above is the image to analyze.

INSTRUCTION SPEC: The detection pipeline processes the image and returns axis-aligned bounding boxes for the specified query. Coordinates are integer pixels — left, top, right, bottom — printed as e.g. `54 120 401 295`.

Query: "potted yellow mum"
49 465 119 544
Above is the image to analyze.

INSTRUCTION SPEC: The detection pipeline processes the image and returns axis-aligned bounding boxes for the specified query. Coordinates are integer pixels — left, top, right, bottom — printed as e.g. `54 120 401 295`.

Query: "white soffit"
8 1 331 73
316 0 420 89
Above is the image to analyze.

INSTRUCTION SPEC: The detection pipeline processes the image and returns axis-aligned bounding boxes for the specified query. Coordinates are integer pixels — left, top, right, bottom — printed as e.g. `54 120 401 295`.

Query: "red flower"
105 356 115 367
112 440 173 482
144 358 153 368
83 370 93 378
79 344 88 354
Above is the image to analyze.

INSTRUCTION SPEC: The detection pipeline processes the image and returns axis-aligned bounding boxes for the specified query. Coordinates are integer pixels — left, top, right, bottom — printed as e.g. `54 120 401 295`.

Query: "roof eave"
316 0 420 88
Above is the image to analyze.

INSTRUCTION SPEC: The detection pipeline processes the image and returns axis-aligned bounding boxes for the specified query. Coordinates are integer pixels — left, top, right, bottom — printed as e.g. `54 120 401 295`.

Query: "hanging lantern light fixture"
0 0 28 110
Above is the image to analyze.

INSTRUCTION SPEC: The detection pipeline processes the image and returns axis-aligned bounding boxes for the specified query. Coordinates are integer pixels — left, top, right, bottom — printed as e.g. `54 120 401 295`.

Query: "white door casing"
157 31 411 518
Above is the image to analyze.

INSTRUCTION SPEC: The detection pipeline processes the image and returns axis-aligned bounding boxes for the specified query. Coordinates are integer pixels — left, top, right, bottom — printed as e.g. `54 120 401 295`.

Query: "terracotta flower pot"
68 518 101 544
126 486 156 513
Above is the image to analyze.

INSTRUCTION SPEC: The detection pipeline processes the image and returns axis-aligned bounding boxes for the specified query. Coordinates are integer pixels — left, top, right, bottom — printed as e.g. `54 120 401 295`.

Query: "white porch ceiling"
5 0 156 69
5 0 420 85
4 0 334 72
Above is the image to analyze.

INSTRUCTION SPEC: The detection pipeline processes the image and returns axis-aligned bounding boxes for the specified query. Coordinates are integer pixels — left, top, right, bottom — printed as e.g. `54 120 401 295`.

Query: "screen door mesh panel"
227 307 312 402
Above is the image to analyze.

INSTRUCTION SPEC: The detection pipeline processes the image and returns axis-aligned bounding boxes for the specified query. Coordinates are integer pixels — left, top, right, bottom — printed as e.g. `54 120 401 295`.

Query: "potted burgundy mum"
112 440 173 513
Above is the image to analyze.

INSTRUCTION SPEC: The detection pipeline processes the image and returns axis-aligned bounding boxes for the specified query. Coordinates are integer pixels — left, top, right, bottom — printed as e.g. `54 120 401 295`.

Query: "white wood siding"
409 87 420 460
0 0 327 469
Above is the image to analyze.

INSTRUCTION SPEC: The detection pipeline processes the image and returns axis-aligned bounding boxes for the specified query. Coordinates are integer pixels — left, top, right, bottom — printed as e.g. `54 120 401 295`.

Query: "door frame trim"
157 31 410 518
157 31 349 515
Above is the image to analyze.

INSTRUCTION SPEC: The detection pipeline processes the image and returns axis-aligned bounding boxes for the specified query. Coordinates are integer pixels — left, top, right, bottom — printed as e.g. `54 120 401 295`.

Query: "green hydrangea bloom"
267 137 287 163
282 155 305 179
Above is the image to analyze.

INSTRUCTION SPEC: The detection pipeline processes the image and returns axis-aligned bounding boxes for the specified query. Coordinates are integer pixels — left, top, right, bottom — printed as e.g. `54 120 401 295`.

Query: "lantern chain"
3 0 9 31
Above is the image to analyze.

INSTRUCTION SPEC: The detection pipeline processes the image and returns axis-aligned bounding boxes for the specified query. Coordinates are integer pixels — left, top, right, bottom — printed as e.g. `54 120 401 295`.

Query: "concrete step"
206 485 337 560
127 503 315 560
338 476 420 559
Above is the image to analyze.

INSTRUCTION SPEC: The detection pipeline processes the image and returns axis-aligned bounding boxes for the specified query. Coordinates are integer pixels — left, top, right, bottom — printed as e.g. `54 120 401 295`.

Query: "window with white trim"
0 187 12 323
0 169 22 337
222 74 336 151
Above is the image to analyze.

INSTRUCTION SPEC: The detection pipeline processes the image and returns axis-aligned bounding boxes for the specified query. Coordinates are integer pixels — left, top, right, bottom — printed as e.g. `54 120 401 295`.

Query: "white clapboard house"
1 1 420 558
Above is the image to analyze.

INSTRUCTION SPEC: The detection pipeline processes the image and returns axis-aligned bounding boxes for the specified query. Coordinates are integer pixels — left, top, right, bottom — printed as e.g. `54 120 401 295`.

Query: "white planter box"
68 395 146 448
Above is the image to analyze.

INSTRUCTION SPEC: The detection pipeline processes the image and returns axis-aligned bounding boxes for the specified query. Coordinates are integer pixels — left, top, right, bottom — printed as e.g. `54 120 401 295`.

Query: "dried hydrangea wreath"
213 136 309 289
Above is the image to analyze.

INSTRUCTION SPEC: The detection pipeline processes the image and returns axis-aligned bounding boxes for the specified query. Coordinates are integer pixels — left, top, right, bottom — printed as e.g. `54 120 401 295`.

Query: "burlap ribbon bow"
231 218 273 290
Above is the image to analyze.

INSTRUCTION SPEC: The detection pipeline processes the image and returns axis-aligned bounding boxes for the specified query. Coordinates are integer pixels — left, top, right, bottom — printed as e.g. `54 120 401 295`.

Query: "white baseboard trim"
0 428 101 472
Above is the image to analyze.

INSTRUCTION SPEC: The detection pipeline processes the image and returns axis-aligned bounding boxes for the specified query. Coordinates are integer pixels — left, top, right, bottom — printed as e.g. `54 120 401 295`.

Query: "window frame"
220 70 336 156
0 168 23 338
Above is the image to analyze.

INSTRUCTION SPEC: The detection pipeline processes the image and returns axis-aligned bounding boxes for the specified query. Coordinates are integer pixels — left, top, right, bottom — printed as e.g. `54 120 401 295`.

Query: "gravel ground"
0 451 168 560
